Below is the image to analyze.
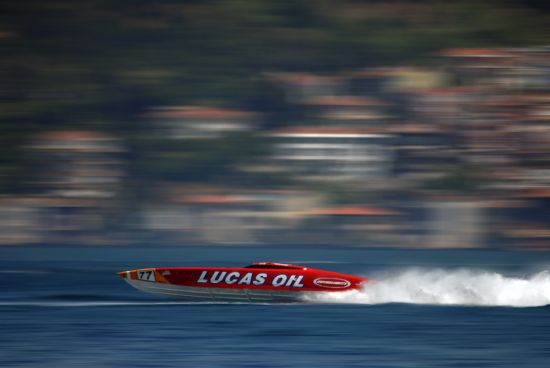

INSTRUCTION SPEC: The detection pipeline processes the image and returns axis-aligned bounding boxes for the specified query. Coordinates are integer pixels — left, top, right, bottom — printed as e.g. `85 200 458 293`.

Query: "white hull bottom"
124 279 315 303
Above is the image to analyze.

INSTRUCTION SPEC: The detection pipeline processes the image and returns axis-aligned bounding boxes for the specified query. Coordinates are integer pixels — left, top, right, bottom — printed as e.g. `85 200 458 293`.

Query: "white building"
268 127 393 182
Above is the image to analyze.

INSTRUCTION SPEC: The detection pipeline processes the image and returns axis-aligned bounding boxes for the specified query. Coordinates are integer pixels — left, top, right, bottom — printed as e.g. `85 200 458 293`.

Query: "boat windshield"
245 262 306 270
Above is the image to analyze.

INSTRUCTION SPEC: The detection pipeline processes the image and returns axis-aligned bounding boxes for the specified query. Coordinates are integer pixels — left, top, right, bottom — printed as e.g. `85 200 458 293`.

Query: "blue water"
1 245 550 367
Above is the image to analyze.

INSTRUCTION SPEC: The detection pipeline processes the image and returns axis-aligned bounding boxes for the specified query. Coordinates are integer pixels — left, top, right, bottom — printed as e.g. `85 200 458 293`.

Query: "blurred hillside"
1 0 550 247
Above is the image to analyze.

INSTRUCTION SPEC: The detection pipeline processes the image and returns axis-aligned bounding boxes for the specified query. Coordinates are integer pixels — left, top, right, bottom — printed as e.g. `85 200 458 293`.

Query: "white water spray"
304 268 550 307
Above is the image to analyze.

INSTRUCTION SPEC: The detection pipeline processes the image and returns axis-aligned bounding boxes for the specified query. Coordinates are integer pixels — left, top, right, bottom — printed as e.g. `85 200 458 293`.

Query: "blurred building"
438 48 516 87
29 131 125 198
410 86 484 125
298 205 402 245
303 96 389 128
145 106 259 139
0 197 42 245
142 185 326 244
268 127 393 183
425 199 485 248
392 123 459 181
23 130 126 243
349 67 448 96
502 189 550 249
265 72 346 102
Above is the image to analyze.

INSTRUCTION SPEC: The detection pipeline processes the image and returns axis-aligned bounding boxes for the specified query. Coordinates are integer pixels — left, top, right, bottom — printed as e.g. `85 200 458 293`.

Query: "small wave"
303 268 550 307
0 295 290 307
0 300 230 307
0 270 51 275
41 293 129 302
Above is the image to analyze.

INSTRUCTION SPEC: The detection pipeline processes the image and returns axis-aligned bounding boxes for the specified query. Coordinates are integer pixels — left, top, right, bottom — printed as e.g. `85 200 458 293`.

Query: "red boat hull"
119 262 367 302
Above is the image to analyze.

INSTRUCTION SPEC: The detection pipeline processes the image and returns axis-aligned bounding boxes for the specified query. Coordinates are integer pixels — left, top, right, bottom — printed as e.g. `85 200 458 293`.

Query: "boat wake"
303 268 550 307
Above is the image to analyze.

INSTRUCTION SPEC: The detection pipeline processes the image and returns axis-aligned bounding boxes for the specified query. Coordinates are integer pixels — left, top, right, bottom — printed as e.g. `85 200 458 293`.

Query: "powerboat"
118 262 367 302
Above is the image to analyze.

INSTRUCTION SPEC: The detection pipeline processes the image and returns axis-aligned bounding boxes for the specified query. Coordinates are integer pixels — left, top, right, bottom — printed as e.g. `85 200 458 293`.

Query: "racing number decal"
137 270 156 282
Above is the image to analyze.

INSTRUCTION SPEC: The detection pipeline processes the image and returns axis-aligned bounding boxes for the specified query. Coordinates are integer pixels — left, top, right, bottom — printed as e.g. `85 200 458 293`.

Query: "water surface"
1 245 549 367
